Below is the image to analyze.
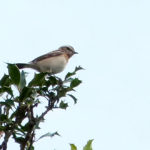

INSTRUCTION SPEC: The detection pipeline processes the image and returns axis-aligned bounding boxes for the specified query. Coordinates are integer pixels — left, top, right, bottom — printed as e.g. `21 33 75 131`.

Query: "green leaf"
10 111 17 119
47 76 58 86
83 139 93 150
28 146 34 150
65 72 76 80
65 66 84 80
74 66 84 72
0 126 5 131
37 132 60 141
0 87 13 96
20 123 31 132
0 99 14 108
0 74 11 87
18 71 26 91
19 87 33 101
70 144 77 150
57 87 68 98
14 136 25 144
7 64 20 85
28 73 46 87
0 114 7 122
70 78 82 89
59 101 68 109
68 94 78 104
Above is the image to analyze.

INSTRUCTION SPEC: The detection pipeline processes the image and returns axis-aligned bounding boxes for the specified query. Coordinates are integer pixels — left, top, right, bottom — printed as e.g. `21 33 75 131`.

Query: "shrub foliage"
0 64 83 150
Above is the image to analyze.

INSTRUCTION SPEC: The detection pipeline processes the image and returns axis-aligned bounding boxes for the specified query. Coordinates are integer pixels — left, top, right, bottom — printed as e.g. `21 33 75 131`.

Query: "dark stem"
0 131 11 150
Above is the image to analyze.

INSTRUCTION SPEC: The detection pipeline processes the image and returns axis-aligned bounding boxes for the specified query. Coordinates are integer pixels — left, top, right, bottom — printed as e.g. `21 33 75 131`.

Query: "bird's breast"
36 55 68 73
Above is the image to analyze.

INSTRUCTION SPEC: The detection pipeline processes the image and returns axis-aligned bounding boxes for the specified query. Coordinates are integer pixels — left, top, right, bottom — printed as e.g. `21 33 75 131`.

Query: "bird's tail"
16 63 32 69
15 63 40 72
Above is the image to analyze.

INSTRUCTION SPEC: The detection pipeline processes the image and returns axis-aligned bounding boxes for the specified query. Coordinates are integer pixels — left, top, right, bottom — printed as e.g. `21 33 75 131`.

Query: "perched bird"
16 45 78 74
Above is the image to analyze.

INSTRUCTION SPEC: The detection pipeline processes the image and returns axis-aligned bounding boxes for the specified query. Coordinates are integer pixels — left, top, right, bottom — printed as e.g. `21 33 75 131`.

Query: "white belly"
36 55 68 73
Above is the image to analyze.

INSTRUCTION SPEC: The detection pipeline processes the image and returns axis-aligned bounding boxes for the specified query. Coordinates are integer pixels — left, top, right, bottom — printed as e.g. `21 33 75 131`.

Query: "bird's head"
59 45 78 57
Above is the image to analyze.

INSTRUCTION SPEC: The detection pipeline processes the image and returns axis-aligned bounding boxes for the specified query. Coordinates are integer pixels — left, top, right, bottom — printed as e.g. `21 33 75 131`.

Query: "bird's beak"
74 51 78 54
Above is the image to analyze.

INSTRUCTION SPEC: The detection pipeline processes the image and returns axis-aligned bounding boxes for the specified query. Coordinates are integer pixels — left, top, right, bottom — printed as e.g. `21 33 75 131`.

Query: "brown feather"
31 50 63 63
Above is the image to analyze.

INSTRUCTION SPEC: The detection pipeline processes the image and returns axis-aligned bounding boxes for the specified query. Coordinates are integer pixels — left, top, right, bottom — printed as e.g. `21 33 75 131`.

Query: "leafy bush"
70 139 93 150
0 64 83 150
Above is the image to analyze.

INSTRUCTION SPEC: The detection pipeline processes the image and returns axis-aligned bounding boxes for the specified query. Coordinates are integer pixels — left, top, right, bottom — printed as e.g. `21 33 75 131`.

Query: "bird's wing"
31 50 63 63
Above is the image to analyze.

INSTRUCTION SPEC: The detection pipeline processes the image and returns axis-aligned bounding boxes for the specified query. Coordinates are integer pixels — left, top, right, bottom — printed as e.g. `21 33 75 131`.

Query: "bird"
15 45 78 74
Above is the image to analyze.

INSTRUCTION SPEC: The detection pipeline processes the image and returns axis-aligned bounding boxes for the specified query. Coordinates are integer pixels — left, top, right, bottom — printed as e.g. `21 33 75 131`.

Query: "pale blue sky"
0 0 150 150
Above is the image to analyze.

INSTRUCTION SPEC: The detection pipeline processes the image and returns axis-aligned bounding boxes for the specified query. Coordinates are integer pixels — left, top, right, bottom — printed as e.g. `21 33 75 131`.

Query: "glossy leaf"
14 136 25 144
70 144 77 150
28 146 34 150
0 87 13 96
68 94 78 104
83 139 93 150
0 114 7 122
37 132 60 141
65 72 76 80
0 126 5 131
19 87 33 101
70 78 82 89
0 74 11 87
28 73 46 87
47 76 58 86
7 64 20 85
59 101 68 109
0 99 14 108
57 87 68 98
65 66 83 80
18 71 26 91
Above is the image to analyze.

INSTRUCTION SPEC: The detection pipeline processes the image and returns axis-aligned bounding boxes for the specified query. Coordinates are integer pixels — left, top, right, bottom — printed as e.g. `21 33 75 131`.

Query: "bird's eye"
66 47 70 50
